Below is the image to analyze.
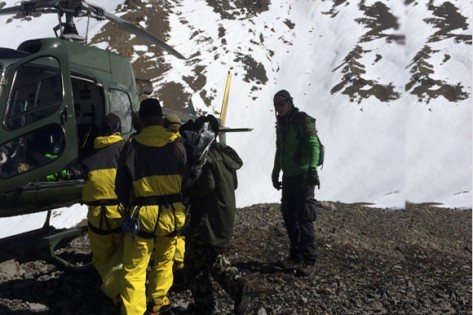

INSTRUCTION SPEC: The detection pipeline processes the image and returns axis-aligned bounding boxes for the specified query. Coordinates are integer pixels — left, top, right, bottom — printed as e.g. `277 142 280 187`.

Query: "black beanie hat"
139 98 162 119
274 89 293 101
101 113 122 135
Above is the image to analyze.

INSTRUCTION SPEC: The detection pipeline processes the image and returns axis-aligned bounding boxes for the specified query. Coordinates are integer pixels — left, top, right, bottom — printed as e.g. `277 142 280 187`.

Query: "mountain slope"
0 0 471 208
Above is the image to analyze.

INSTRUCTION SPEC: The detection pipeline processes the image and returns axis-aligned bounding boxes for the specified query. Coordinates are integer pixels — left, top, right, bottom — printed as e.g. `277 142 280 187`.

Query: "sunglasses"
273 100 288 108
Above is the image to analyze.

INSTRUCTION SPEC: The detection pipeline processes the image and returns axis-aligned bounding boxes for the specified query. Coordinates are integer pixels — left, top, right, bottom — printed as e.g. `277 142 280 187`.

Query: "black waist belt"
136 230 155 239
136 227 181 239
83 199 120 206
131 194 182 239
133 194 182 207
85 199 121 235
88 222 122 235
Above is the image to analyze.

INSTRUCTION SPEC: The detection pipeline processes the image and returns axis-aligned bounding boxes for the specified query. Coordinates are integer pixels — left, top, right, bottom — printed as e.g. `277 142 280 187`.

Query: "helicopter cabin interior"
0 40 137 190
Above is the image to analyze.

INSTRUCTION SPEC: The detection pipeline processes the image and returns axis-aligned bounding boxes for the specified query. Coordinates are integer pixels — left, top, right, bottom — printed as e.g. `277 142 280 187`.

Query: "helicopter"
0 0 250 268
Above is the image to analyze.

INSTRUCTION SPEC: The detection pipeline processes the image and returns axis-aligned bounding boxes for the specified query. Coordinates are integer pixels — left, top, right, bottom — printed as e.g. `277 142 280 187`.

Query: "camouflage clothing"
184 142 247 314
185 238 245 313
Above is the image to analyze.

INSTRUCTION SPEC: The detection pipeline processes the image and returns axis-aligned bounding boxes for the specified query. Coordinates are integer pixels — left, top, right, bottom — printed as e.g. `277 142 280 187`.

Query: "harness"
84 199 122 235
125 193 183 239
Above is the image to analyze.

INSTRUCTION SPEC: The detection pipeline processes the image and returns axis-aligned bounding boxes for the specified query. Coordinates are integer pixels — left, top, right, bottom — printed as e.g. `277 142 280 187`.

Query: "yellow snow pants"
120 204 185 315
87 205 124 304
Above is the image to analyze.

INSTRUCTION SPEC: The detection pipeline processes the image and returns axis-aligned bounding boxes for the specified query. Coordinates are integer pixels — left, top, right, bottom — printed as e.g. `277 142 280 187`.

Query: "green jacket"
186 142 243 248
272 108 320 178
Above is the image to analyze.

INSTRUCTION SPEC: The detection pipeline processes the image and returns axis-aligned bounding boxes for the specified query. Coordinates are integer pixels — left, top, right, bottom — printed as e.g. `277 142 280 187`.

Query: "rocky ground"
0 202 471 314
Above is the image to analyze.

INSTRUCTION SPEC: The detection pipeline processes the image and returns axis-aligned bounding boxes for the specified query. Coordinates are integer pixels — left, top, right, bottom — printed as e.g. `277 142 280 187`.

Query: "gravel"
0 202 471 314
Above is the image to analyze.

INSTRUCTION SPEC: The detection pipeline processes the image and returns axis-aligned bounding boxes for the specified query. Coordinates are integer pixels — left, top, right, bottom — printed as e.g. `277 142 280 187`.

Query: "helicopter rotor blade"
0 5 24 16
83 1 186 60
0 0 186 59
0 0 59 16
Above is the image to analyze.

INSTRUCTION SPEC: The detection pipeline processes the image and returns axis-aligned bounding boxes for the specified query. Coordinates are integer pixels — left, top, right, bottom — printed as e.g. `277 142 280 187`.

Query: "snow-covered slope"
0 0 470 238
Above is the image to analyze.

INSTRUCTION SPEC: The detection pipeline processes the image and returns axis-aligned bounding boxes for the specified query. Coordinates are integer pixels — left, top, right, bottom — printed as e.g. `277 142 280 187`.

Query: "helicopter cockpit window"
0 124 65 179
108 89 133 134
4 57 62 130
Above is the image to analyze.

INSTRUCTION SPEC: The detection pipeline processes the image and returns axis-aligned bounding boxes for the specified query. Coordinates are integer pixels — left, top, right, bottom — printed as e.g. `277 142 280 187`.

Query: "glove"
307 168 319 187
58 168 82 180
272 172 282 190
59 169 74 180
273 180 282 190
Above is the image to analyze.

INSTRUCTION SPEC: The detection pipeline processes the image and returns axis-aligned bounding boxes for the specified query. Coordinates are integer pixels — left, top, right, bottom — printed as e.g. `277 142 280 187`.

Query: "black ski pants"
281 172 317 264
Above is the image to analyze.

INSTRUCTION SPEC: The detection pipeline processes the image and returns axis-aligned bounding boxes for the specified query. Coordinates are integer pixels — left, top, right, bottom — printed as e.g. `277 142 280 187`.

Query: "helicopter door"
0 55 78 191
72 76 106 160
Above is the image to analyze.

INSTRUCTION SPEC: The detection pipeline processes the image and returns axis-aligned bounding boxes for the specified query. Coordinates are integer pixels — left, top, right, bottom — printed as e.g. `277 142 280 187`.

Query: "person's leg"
210 248 250 315
100 233 124 305
294 182 317 265
146 235 176 313
185 238 215 312
120 235 153 315
88 230 114 281
87 206 123 283
281 176 302 262
174 235 185 270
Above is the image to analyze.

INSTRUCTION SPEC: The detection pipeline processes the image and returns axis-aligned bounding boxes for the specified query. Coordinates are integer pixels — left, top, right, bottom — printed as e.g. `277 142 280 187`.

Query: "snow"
0 0 470 239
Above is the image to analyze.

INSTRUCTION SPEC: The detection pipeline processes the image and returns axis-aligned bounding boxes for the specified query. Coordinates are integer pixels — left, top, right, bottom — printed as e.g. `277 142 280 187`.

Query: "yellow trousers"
119 204 185 315
174 236 185 268
87 206 124 304
120 235 176 315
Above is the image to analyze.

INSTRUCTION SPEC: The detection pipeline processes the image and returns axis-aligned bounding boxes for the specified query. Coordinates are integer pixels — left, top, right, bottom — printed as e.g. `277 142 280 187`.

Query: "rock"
0 202 470 314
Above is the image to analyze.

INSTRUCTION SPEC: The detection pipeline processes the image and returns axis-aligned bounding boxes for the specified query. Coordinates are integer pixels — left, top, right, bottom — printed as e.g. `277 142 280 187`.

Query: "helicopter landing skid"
37 224 93 272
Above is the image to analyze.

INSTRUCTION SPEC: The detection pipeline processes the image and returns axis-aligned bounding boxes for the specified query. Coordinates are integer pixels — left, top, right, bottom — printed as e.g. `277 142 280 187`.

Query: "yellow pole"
220 70 232 126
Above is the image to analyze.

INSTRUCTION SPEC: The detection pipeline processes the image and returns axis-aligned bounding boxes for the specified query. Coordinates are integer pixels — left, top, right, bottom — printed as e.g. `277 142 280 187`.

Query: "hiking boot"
147 297 171 315
277 257 302 270
297 262 315 277
234 280 251 315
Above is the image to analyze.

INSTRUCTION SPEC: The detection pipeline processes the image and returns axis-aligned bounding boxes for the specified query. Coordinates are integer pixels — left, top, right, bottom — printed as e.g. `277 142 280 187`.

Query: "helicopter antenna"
85 14 90 43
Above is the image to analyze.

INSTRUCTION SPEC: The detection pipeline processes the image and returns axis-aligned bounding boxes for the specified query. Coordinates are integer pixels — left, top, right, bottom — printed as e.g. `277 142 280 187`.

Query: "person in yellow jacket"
69 113 126 301
164 114 186 272
115 99 188 315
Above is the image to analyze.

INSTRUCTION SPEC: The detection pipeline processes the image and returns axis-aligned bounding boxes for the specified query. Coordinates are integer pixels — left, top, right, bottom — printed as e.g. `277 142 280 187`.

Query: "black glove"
307 168 319 187
272 172 282 190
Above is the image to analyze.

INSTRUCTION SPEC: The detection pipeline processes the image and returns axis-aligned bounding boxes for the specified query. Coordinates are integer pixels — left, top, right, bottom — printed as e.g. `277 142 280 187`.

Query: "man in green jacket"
183 115 250 315
271 89 320 277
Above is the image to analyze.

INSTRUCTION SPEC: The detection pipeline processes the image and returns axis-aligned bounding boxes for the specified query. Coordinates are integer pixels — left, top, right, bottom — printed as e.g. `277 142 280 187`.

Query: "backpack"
180 116 218 188
294 111 324 168
316 134 325 168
